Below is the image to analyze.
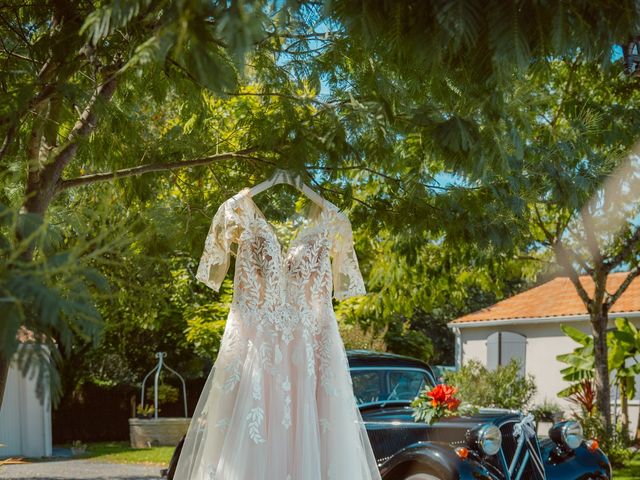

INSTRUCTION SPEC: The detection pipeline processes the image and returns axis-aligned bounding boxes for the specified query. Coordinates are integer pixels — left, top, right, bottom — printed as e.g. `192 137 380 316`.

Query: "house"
448 272 640 434
0 328 52 458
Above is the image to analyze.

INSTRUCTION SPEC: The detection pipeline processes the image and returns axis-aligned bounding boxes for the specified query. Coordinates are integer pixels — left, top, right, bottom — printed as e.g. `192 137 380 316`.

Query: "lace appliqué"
318 331 337 396
282 375 292 429
215 418 230 431
207 465 217 480
319 418 330 434
247 407 266 444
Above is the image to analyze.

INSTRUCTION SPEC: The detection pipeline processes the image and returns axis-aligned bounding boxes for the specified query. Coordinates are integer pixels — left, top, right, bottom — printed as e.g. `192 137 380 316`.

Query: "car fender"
539 439 612 479
380 441 498 480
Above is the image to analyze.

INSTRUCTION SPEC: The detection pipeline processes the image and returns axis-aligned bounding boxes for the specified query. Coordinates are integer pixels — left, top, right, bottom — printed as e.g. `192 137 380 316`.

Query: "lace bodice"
196 188 366 319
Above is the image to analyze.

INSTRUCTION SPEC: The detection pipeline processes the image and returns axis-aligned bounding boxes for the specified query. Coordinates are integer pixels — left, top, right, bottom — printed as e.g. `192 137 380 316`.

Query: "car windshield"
350 368 435 407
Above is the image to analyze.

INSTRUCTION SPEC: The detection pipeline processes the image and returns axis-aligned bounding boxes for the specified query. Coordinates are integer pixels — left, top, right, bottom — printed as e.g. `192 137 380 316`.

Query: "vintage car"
164 350 612 480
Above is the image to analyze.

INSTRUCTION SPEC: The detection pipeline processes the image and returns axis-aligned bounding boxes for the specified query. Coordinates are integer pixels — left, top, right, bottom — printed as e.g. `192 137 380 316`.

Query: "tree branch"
604 224 640 272
580 207 603 267
549 54 581 131
554 239 593 309
56 148 261 191
533 204 556 244
606 265 640 309
223 90 338 109
23 69 120 215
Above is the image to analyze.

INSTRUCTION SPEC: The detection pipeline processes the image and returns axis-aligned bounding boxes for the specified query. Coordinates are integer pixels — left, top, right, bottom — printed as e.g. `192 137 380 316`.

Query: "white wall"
0 351 52 458
457 319 640 435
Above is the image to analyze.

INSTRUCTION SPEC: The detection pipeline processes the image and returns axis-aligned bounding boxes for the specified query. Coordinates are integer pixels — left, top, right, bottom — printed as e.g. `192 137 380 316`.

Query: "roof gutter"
447 311 640 329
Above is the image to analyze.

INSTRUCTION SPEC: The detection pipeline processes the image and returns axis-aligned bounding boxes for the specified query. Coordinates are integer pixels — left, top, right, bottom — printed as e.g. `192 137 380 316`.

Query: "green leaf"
560 324 591 345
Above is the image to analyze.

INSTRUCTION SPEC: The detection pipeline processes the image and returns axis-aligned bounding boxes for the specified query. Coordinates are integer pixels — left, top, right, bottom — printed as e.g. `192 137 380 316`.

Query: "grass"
613 455 640 480
58 442 174 465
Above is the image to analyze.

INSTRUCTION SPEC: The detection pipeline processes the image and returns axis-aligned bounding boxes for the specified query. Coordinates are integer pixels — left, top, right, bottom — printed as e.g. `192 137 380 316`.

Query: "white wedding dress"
174 188 381 480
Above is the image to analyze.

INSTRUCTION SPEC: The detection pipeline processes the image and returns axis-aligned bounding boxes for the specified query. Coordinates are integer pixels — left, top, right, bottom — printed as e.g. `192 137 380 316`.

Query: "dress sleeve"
330 212 366 301
196 200 239 291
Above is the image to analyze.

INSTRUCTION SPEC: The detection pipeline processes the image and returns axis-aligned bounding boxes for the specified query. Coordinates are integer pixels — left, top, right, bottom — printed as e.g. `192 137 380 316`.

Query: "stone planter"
129 417 191 448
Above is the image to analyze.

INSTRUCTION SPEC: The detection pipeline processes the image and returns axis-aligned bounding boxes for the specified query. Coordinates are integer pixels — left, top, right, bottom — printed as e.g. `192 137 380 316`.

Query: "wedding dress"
173 188 381 480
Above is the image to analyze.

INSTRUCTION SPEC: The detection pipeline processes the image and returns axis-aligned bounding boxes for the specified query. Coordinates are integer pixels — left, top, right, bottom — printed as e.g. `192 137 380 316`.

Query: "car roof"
346 349 433 372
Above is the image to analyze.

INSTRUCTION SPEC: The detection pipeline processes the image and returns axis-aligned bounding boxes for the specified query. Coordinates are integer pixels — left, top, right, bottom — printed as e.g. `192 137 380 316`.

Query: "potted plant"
70 440 87 456
136 404 157 419
530 399 564 435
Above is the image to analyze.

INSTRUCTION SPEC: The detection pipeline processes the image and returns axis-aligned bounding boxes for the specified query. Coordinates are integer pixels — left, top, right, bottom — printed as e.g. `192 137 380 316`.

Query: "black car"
165 350 612 480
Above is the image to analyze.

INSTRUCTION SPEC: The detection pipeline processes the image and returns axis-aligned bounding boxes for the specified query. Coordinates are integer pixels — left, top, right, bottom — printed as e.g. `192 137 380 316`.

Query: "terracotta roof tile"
451 272 640 324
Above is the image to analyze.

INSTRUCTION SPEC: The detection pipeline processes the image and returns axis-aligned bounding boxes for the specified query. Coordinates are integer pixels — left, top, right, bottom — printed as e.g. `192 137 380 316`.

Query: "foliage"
336 234 534 364
145 383 179 405
70 439 88 455
557 325 596 397
183 278 233 359
3 0 640 423
558 320 640 433
330 1 636 92
613 454 640 480
411 384 461 425
332 8 640 428
564 380 598 417
338 320 387 352
0 201 117 405
0 0 357 408
573 409 633 468
558 325 636 464
444 360 537 410
136 403 157 418
608 318 640 400
605 432 635 469
529 399 564 423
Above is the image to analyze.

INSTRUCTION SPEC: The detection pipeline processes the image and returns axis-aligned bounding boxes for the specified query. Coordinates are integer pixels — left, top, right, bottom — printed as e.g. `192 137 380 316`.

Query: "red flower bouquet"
411 384 461 424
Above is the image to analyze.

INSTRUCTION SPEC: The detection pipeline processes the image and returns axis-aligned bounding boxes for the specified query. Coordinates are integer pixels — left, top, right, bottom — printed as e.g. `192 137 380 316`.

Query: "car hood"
361 405 521 443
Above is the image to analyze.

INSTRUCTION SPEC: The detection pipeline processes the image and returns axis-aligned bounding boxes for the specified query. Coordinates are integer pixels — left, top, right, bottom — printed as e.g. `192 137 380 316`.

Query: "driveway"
0 459 162 480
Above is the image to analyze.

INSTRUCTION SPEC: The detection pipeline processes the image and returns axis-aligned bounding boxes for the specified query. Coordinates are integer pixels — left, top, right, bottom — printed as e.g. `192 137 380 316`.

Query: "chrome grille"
367 426 427 464
495 418 546 480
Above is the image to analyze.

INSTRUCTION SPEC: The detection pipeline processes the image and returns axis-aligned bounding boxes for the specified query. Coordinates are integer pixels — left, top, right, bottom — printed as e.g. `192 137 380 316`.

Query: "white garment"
174 188 381 480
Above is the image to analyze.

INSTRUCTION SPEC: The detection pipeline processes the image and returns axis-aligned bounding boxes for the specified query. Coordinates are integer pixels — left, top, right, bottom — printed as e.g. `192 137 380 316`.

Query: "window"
351 371 383 406
386 370 430 402
350 368 434 407
487 331 527 375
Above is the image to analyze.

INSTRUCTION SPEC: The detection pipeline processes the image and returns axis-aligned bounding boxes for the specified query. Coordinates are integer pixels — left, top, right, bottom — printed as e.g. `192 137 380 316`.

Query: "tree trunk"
592 310 611 433
0 356 10 413
619 380 629 439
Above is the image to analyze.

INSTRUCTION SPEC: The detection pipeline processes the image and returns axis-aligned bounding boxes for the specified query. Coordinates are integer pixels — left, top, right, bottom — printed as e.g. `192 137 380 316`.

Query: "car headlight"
467 424 502 456
549 420 583 450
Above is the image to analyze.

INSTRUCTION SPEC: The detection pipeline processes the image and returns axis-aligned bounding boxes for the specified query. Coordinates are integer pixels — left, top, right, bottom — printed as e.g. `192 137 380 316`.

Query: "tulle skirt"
173 308 381 480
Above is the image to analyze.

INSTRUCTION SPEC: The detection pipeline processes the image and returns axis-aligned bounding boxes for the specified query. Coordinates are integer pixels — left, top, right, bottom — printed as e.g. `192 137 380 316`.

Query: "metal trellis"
140 352 188 419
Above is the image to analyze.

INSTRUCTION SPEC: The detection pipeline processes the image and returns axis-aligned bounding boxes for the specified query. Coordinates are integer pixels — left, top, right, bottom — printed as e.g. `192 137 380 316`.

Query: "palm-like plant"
0 203 110 407
558 321 640 437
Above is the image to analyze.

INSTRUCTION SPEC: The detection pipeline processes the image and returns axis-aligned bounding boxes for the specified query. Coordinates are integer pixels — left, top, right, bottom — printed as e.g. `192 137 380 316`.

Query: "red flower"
446 397 461 410
426 384 460 412
412 382 462 425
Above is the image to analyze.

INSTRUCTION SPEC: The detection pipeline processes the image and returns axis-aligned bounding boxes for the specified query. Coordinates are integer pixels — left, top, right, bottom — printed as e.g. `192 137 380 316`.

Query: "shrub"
339 321 388 351
443 360 537 410
530 399 564 423
571 408 633 468
145 383 179 405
